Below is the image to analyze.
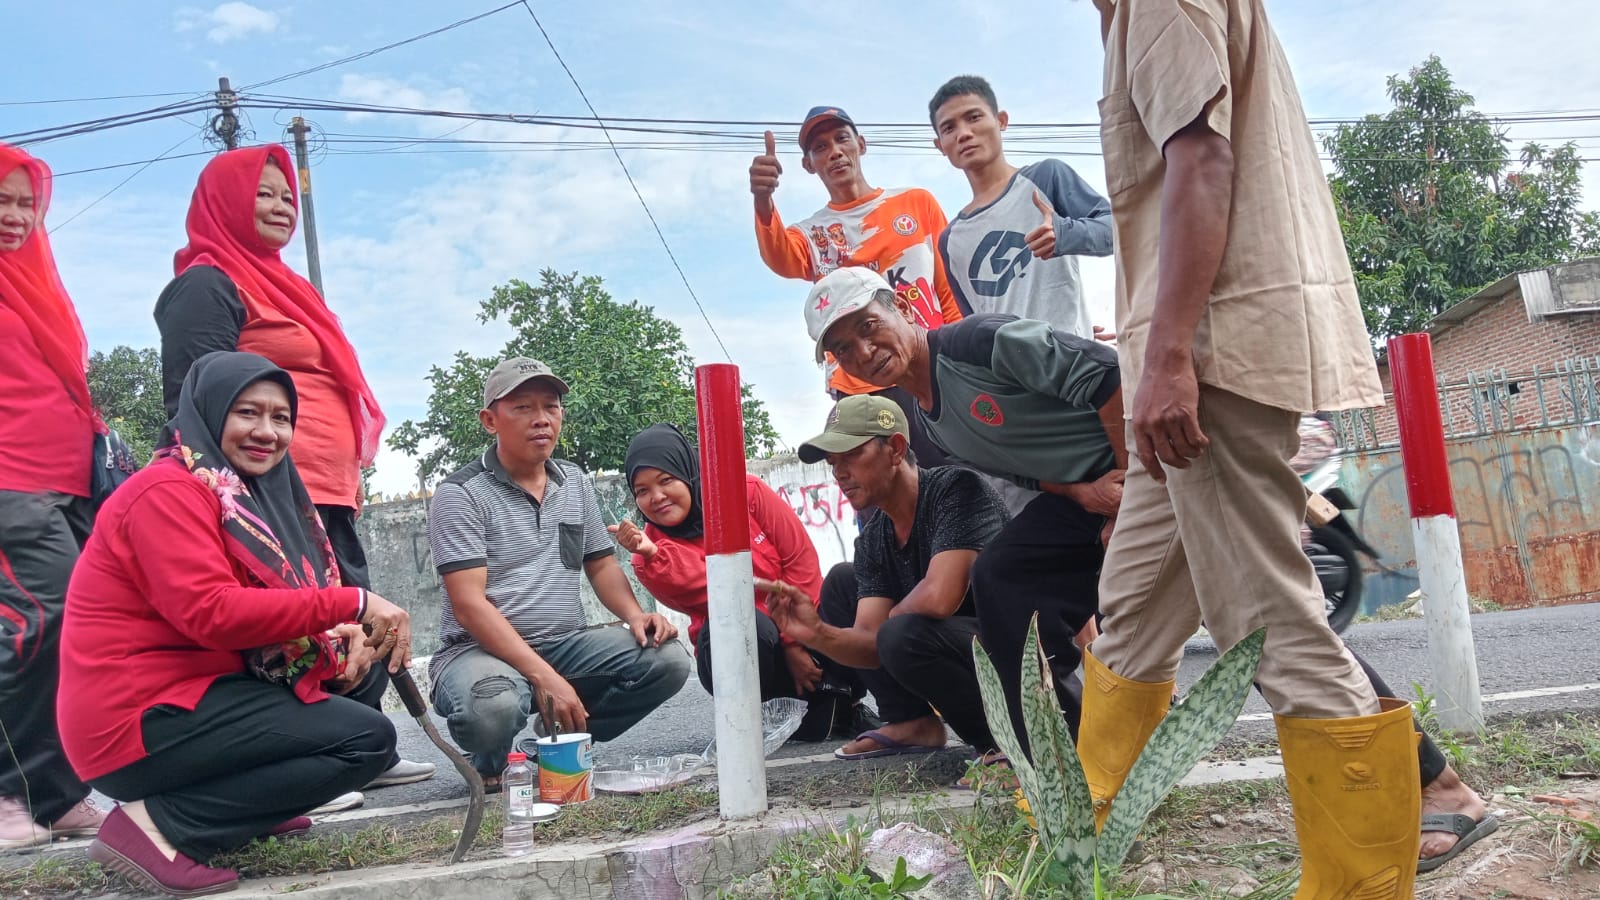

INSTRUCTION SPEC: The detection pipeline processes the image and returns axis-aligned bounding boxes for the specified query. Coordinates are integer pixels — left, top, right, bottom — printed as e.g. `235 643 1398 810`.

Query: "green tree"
1326 55 1600 338
87 345 166 464
389 270 781 484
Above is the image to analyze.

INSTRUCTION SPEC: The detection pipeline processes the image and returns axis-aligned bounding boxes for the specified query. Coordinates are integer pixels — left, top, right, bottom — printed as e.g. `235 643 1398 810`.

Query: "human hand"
757 578 823 645
783 643 824 695
1099 514 1117 549
608 520 656 559
629 612 677 648
1131 357 1209 483
532 671 589 735
1040 469 1125 517
750 130 783 200
1093 324 1116 342
359 592 412 673
323 623 373 694
1024 191 1058 260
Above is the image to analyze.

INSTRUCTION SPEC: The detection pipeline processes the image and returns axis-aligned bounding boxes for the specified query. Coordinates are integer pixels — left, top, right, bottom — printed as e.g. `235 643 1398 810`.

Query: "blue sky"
9 1 1598 495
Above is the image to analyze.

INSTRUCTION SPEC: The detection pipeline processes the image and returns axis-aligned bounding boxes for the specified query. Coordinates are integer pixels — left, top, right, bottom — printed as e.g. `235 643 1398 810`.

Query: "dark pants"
694 610 863 702
817 563 995 752
90 674 395 861
315 504 398 769
0 490 94 824
971 492 1104 751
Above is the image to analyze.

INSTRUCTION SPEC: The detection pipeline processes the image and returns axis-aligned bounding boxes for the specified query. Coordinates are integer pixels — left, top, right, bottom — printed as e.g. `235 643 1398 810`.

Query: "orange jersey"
756 187 963 395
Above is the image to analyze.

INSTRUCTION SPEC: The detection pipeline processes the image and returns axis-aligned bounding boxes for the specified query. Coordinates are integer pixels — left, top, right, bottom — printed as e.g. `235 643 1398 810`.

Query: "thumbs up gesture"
750 130 783 200
1024 190 1058 260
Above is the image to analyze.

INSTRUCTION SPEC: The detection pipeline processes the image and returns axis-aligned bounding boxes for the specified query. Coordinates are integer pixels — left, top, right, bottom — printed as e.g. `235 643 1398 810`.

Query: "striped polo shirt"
427 444 615 679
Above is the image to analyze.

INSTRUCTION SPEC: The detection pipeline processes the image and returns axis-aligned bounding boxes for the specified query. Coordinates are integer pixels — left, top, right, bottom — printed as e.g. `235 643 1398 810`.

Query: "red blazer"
630 475 823 648
57 457 362 781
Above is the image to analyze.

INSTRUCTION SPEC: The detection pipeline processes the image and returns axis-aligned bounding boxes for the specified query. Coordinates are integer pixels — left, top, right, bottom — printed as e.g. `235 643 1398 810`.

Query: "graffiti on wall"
1341 423 1600 609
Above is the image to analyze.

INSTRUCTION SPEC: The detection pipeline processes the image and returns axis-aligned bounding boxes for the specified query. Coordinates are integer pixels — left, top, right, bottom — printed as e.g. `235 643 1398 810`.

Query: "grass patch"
0 785 718 897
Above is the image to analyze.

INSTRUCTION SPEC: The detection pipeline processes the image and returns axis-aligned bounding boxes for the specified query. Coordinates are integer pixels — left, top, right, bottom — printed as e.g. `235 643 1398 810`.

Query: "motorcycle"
1302 455 1381 634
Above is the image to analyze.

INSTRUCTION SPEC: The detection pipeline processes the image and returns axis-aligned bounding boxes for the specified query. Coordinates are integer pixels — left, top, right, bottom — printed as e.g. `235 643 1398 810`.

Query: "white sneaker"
308 791 364 815
365 758 436 788
0 796 50 849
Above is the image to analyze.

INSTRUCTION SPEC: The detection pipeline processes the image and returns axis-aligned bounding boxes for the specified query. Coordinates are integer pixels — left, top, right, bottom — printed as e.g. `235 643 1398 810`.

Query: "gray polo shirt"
426 445 615 679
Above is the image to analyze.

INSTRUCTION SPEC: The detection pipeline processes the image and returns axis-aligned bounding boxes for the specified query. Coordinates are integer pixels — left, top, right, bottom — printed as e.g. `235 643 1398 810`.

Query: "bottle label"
511 784 535 806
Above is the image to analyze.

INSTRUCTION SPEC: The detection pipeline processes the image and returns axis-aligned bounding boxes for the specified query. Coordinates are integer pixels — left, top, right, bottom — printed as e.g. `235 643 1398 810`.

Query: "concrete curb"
229 791 977 900
218 756 1295 900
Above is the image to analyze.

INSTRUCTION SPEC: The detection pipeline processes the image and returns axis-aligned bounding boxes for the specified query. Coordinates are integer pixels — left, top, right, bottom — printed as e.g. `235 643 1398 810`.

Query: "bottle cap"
507 752 527 764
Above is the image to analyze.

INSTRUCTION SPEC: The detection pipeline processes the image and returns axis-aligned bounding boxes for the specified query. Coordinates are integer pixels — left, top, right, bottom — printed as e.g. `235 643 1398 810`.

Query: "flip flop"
834 730 941 761
1416 812 1500 874
957 751 1016 790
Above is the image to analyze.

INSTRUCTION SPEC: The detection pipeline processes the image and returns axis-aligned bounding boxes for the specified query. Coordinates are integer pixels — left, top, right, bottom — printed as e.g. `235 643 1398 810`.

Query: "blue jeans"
431 625 690 777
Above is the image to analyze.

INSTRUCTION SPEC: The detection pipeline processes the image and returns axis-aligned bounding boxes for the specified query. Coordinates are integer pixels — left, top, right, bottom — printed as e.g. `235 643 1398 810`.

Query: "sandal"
1417 812 1499 874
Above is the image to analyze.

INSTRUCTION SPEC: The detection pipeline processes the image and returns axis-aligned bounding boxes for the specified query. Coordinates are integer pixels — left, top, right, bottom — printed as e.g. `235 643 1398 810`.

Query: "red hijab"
0 143 98 422
174 145 385 467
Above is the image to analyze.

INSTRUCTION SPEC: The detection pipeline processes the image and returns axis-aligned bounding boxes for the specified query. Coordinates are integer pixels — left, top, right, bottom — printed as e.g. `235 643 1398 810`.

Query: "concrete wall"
356 454 857 656
1338 422 1600 610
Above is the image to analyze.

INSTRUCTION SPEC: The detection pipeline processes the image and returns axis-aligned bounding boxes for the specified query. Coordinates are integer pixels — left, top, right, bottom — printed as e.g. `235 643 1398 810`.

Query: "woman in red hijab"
0 143 108 848
154 145 433 793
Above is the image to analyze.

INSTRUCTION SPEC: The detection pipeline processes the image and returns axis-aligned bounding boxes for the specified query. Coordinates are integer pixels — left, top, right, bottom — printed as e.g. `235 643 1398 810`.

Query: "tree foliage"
1327 55 1600 338
389 270 780 484
87 345 166 464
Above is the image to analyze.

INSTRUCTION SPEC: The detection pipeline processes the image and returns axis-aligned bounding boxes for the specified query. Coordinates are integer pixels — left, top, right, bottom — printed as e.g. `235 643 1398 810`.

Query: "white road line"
1234 681 1600 722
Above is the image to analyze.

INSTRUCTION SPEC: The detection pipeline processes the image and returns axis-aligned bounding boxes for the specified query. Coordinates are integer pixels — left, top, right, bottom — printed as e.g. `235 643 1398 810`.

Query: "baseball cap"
482 357 570 408
804 266 895 363
797 395 909 464
798 105 855 149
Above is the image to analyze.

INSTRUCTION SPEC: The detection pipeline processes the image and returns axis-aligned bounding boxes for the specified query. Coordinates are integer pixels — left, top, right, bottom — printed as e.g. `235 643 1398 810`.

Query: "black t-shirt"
853 466 1008 616
153 265 247 418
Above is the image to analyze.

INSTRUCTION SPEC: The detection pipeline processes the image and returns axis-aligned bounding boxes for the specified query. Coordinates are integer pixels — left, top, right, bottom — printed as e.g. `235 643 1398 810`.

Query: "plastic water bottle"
502 751 536 856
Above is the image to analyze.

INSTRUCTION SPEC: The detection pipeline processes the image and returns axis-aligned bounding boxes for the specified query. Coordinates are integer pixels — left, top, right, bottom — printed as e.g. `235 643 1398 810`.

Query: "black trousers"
817 563 995 752
90 674 394 861
694 609 863 703
971 492 1104 751
315 504 399 769
0 490 94 824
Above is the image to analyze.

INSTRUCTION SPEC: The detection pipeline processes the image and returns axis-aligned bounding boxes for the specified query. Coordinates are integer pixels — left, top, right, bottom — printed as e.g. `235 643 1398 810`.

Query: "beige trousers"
1091 387 1378 719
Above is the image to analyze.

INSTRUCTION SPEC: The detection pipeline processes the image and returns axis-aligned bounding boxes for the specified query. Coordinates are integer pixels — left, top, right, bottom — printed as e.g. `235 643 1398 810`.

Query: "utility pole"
210 77 240 150
288 117 325 295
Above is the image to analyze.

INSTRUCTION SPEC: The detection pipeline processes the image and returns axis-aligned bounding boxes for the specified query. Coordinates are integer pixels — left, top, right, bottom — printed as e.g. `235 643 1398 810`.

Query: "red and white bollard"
694 364 768 818
1389 334 1484 733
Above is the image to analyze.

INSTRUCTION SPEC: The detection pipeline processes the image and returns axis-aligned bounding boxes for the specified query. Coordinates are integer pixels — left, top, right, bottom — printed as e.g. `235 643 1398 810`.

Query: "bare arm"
886 549 978 619
587 553 678 646
1131 117 1233 480
762 577 892 671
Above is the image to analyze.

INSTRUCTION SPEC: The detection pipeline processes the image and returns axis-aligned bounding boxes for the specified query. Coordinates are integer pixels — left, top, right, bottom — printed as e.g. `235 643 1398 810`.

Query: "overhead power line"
241 1 525 91
518 1 736 367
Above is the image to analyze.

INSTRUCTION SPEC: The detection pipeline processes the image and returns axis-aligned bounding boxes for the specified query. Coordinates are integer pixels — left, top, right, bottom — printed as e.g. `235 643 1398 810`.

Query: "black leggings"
694 609 863 703
91 674 394 861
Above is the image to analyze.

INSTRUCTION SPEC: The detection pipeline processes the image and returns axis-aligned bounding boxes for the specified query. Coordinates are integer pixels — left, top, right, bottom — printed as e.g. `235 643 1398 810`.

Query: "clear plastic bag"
592 697 809 793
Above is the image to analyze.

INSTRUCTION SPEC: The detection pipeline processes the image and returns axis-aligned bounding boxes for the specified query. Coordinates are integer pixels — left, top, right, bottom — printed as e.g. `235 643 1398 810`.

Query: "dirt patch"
1127 781 1600 899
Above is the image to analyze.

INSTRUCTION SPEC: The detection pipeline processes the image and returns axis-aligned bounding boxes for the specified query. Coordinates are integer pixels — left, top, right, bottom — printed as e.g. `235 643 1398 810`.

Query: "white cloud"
175 2 281 44
336 74 475 122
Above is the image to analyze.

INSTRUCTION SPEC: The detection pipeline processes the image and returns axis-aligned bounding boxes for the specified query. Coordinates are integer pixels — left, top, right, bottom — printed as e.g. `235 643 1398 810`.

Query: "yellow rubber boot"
1274 698 1421 899
1078 649 1175 831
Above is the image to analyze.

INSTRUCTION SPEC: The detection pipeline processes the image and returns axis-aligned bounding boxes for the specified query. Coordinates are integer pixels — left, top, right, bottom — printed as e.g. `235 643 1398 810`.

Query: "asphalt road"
352 602 1600 812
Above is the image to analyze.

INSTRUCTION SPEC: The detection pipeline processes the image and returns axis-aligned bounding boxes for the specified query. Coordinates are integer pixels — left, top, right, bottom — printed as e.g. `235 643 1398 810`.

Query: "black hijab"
624 423 704 540
156 350 337 593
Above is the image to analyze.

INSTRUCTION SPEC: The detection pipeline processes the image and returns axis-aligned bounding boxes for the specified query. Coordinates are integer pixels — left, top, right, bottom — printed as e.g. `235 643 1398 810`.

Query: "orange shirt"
756 187 963 396
235 294 361 508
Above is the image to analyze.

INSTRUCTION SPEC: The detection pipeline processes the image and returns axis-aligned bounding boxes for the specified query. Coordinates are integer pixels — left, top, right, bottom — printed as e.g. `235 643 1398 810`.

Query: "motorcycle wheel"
1307 524 1363 634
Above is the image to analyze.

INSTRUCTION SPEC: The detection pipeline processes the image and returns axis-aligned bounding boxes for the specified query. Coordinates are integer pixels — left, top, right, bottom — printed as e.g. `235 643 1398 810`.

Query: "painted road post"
1388 333 1484 733
694 363 768 818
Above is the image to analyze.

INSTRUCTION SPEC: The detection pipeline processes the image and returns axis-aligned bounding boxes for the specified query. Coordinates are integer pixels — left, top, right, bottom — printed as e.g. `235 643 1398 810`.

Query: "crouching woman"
58 351 410 897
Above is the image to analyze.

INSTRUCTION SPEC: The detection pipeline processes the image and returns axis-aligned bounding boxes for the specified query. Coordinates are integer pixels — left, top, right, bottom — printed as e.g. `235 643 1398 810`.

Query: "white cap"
803 267 896 363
